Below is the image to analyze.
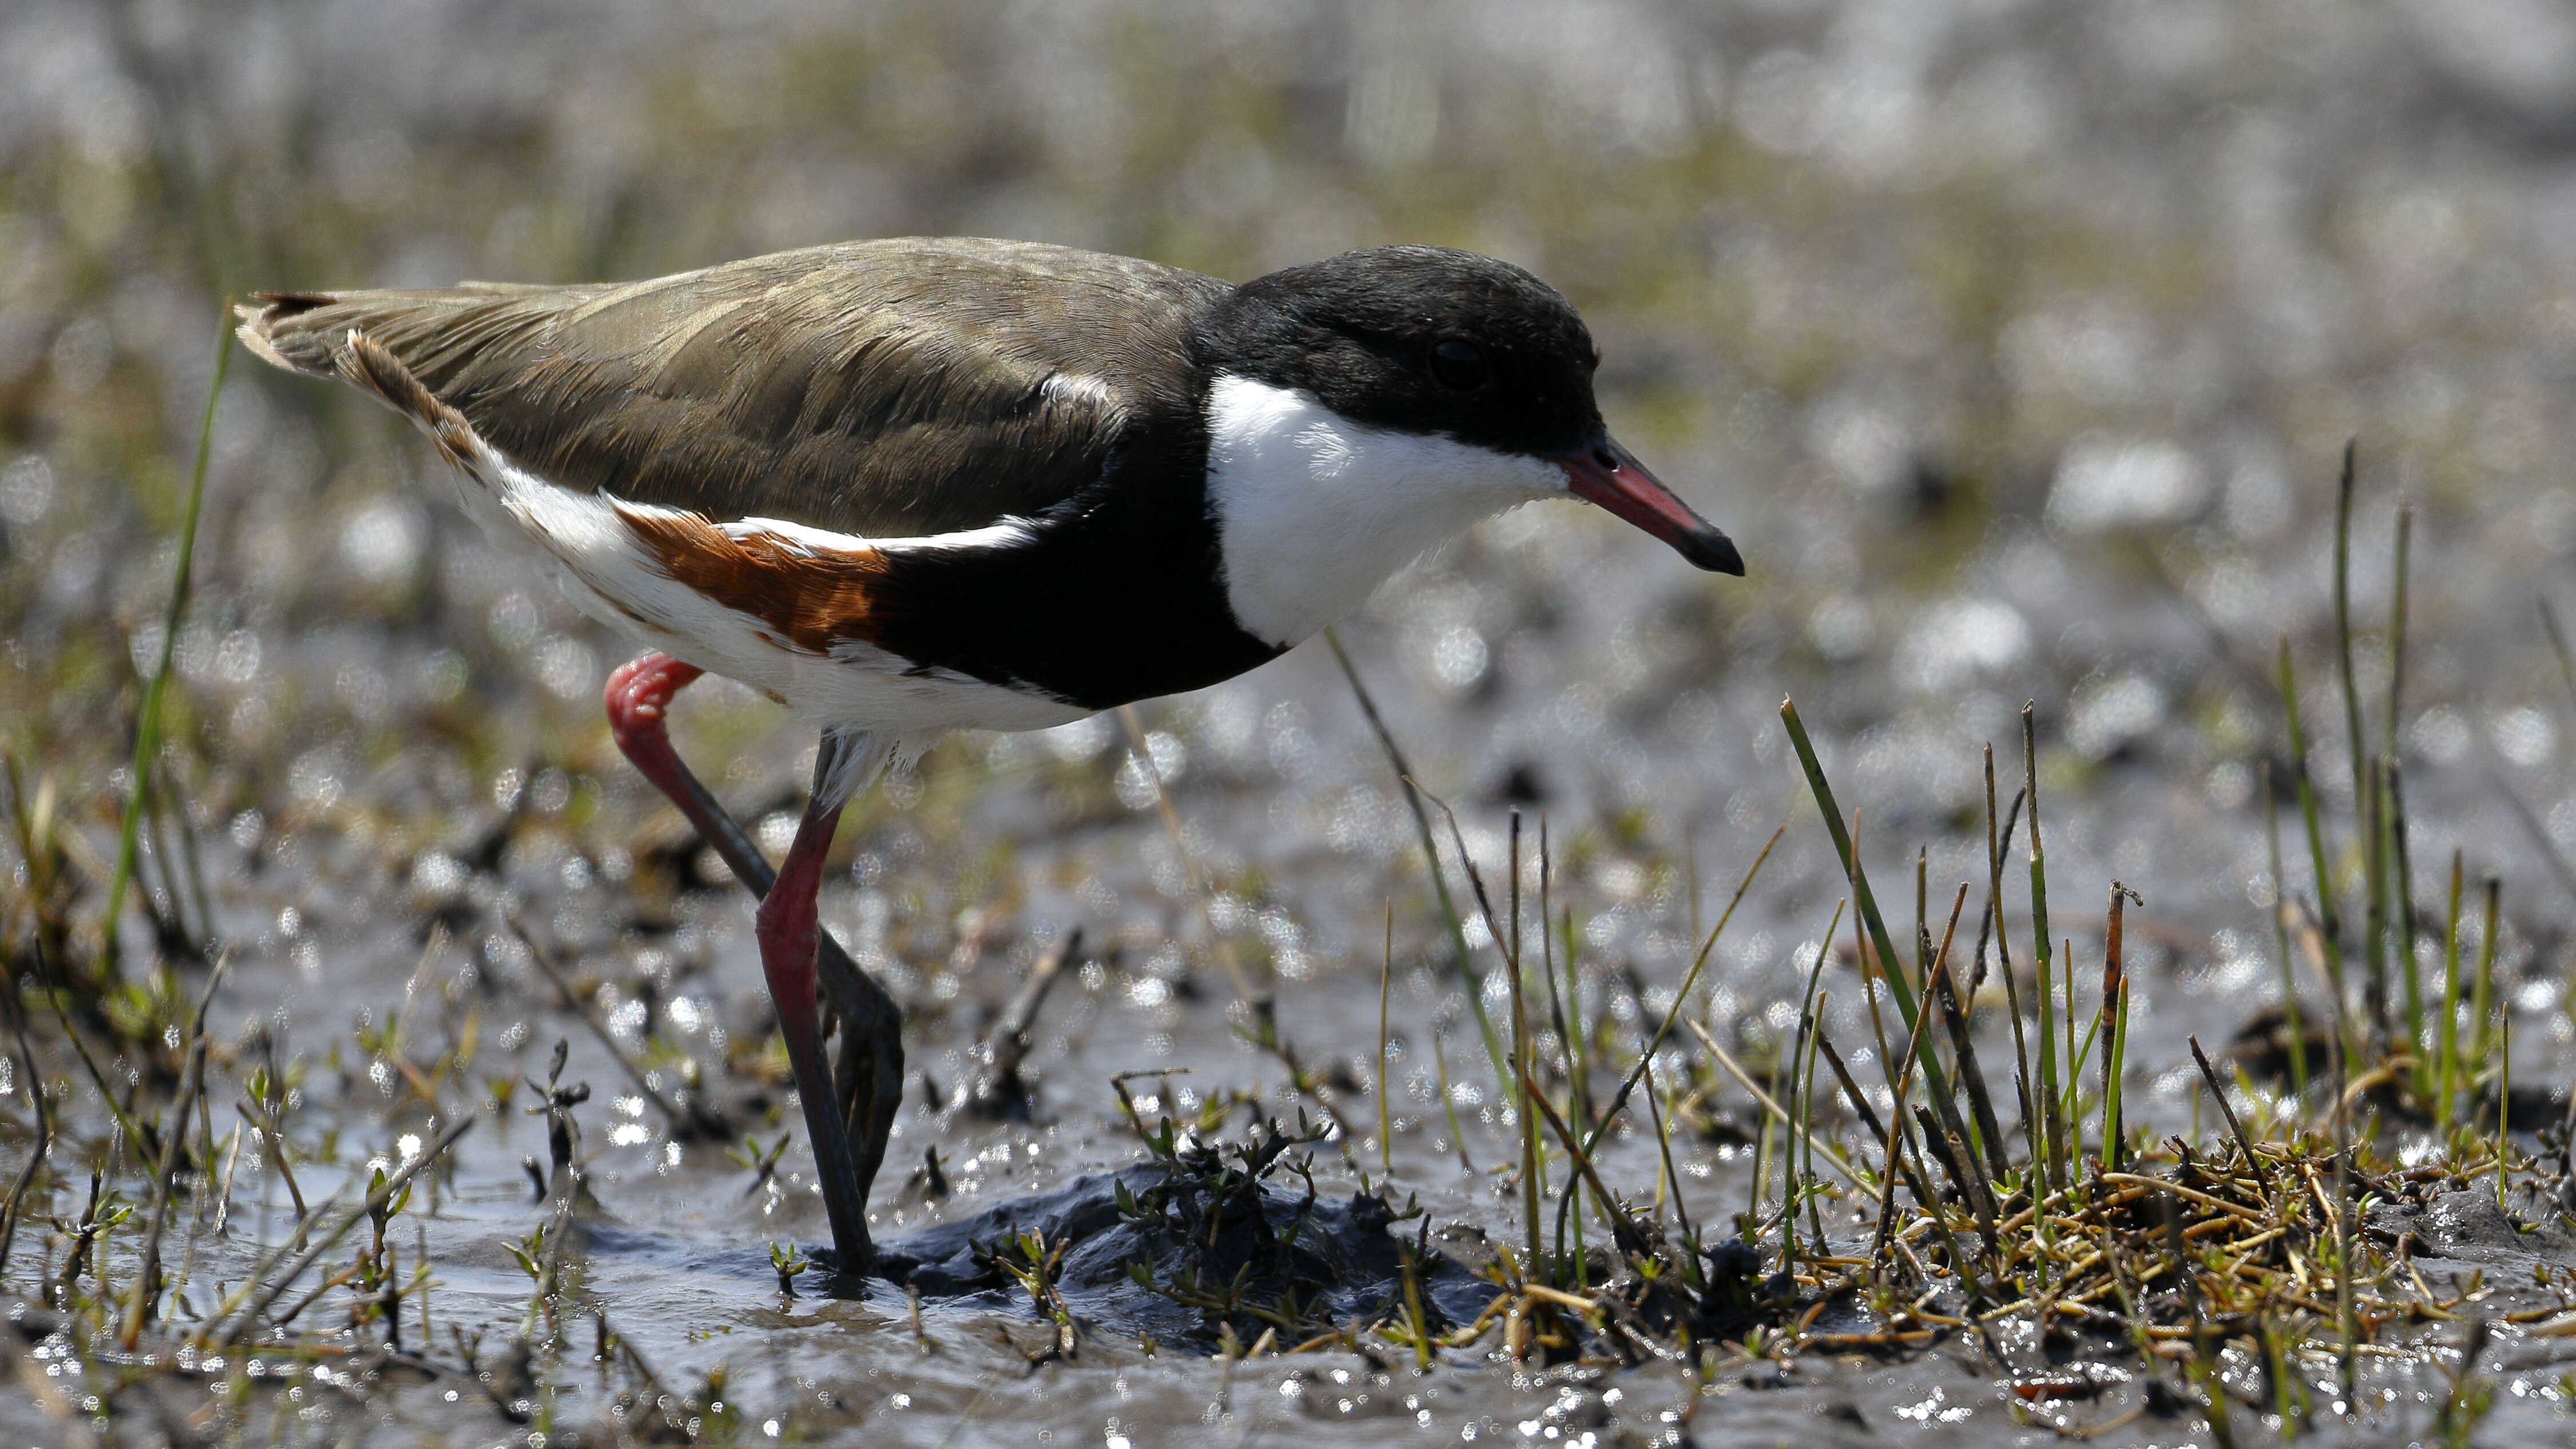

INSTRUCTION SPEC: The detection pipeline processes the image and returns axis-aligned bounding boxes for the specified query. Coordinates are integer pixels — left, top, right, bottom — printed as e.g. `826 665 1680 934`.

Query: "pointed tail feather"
231 293 343 376
330 329 483 471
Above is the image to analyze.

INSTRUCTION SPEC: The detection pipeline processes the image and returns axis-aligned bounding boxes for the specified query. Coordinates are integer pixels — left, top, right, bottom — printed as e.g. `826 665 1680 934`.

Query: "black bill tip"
1678 527 1745 577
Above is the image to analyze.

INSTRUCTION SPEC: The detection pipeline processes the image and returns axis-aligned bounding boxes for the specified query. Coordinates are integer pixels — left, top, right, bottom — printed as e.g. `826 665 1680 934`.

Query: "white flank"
1203 373 1563 647
397 410 1082 737
716 514 1041 556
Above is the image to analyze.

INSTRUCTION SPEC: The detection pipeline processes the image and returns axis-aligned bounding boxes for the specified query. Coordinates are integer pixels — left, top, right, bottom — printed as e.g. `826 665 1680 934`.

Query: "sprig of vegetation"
100 313 233 978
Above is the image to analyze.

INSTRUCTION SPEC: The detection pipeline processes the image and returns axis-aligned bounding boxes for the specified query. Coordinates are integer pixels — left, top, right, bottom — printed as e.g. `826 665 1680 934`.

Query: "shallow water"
12 0 2576 1443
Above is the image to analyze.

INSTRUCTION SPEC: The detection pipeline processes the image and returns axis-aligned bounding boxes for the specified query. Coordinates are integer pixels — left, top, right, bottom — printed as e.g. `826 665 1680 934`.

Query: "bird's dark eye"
1429 339 1490 392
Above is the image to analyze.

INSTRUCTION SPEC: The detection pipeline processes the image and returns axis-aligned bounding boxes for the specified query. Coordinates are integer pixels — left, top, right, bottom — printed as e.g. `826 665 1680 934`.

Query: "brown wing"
237 238 1227 537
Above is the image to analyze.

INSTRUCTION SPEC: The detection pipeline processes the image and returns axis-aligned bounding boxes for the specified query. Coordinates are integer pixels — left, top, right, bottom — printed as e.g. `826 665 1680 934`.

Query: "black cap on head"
1202 246 1745 576
1201 245 1605 458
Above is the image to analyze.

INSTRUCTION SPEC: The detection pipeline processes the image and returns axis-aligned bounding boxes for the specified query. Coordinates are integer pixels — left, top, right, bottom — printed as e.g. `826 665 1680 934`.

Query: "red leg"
610 653 799 895
606 654 746 870
756 782 872 1267
603 653 884 1271
606 652 704 760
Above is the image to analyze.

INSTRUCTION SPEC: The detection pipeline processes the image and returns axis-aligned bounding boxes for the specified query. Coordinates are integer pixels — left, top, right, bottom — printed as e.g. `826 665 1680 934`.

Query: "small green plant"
2434 1317 2496 1449
350 1166 417 1345
504 1222 551 1284
728 1132 792 1197
988 1229 1076 1359
768 1241 808 1300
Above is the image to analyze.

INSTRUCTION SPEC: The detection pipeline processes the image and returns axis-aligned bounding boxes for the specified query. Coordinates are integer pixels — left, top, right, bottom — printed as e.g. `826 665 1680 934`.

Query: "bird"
234 236 1743 1276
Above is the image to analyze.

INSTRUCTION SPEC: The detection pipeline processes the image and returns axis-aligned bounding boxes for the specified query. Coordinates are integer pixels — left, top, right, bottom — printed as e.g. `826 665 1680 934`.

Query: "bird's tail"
232 279 559 378
230 293 343 377
234 295 486 471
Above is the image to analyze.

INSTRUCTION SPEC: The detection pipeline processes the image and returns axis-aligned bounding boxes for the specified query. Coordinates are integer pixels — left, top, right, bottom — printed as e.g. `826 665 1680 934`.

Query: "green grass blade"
2262 759 2310 1097
2542 597 2576 722
2439 851 2464 1134
2334 444 2392 1043
1779 698 1951 1107
1985 745 2042 1176
2389 759 2423 1076
1576 823 1782 1161
2279 641 2347 1045
2025 704 2063 1185
1325 629 1509 1087
2333 441 2368 812
2468 876 2500 1081
103 309 234 973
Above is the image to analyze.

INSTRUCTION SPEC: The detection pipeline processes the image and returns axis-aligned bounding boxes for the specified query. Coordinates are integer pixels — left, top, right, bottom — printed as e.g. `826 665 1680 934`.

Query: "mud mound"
876 1131 1494 1348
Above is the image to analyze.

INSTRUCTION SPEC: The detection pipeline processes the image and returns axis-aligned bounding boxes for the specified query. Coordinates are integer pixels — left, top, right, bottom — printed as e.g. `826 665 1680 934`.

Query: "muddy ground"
12 1 2576 1444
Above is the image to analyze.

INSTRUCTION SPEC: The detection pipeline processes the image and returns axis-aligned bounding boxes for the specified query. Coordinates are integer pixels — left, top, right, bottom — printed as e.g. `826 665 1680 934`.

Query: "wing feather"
237 238 1224 537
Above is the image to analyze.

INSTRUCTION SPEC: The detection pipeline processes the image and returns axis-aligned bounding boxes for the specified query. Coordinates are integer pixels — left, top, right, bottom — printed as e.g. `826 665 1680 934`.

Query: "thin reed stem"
2333 440 2368 816
2279 641 2348 1055
2544 598 2576 723
2384 506 2416 1054
1559 906 1589 1135
1639 1053 1693 1248
2262 759 2309 1096
2439 852 2464 1131
1797 988 1828 1254
1913 883 1987 1209
2103 885 2140 1170
1933 909 2008 1183
2496 1012 2512 1209
2389 759 2423 1076
104 311 234 972
1575 825 1784 1162
1431 1031 1472 1174
1378 902 1394 1179
1774 919 1836 1271
0 986 52 1284
2188 1036 2264 1178
2362 745 2389 1045
2388 500 2410 765
2468 877 2500 1076
1505 813 1542 1276
1780 698 1951 1107
1985 747 2041 1179
2025 704 2064 1187
1325 629 1506 1083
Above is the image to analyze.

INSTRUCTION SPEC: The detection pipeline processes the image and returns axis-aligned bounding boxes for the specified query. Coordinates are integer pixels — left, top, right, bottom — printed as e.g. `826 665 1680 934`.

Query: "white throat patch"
1203 373 1563 647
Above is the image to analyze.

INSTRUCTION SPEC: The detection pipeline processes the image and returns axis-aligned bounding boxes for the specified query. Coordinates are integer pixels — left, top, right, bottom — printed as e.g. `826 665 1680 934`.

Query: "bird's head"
1199 245 1743 580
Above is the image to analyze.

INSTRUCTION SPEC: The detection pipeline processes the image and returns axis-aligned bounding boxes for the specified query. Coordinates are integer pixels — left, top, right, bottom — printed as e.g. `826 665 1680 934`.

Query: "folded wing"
236 236 1225 538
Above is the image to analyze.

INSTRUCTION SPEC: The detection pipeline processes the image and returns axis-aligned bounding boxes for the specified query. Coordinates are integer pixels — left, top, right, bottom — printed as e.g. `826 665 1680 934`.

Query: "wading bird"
236 238 1741 1274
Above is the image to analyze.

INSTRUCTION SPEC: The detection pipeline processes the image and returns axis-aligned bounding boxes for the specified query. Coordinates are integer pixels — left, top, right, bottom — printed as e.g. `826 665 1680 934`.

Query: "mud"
14 0 2576 1444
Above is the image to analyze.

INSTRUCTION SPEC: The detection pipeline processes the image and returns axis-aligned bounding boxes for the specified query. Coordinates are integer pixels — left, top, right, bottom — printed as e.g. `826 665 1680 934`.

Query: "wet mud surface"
16 0 2576 1445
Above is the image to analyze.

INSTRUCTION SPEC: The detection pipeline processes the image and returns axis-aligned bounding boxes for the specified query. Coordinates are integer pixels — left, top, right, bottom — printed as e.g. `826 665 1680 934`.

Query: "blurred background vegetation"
7 0 2576 1003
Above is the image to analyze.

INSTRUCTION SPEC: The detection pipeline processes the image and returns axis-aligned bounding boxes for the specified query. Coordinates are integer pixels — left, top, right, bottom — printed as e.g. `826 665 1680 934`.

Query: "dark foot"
802 1244 880 1296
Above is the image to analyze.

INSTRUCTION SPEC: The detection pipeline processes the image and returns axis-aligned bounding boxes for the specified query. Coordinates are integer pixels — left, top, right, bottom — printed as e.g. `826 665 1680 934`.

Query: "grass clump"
1269 447 2550 1449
